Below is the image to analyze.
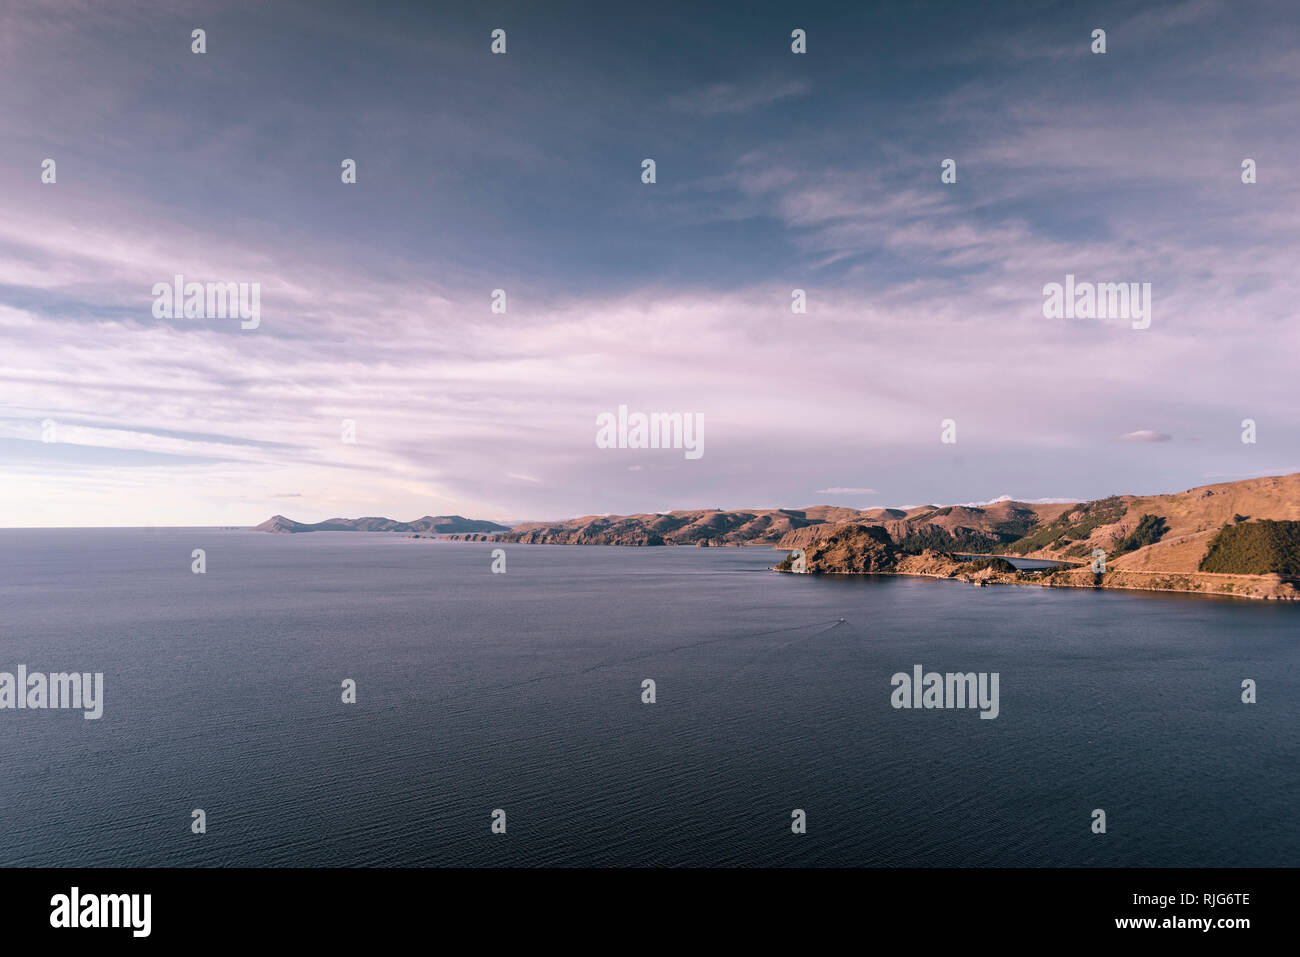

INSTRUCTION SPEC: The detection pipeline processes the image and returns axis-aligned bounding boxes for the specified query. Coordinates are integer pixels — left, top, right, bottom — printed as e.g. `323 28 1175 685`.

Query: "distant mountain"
497 506 892 546
254 514 510 534
251 473 1300 598
497 474 1300 556
495 501 1053 549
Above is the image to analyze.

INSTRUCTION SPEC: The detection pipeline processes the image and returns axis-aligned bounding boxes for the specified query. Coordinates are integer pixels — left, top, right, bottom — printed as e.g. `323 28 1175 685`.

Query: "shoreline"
442 535 1299 602
810 568 1298 601
772 558 1300 602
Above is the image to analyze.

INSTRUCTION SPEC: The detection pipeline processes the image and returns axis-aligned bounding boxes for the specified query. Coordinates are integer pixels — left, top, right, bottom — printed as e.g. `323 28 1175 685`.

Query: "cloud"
1119 431 1173 443
956 495 1082 506
816 487 878 495
669 79 810 116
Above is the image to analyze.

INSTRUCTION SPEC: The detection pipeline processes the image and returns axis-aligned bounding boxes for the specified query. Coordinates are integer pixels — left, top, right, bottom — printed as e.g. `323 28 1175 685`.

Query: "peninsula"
475 473 1300 601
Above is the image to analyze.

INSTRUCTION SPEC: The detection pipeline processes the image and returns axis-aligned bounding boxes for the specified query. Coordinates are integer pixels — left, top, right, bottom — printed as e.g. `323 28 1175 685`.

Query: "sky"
1 0 1297 526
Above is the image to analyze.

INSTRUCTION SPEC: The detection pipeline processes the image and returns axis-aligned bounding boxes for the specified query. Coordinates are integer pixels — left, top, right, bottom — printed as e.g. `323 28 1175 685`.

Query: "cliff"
764 473 1300 600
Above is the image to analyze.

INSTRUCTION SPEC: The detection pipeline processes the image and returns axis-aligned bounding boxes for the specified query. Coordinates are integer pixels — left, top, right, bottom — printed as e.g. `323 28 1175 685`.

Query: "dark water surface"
954 553 1066 570
1 529 1295 867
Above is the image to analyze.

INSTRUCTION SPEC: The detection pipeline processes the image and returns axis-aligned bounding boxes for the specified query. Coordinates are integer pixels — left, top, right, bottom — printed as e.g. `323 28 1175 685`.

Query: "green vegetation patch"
894 527 1001 555
1199 520 1300 576
959 558 1018 574
1004 496 1126 555
1111 514 1169 556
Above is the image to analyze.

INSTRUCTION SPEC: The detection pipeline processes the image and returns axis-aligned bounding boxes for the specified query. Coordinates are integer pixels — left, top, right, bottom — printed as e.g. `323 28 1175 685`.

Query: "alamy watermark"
595 404 704 459
890 664 999 719
1042 274 1151 329
50 888 150 937
1 666 103 719
152 273 260 329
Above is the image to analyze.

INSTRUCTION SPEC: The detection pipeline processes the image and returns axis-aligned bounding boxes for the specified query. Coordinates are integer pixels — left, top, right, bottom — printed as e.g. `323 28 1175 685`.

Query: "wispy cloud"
669 79 810 116
956 495 1082 506
1119 431 1173 443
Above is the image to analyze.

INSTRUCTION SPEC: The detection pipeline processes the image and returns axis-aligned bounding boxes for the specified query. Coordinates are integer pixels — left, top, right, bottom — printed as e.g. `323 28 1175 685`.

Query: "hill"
497 507 861 546
496 499 1076 550
774 473 1300 600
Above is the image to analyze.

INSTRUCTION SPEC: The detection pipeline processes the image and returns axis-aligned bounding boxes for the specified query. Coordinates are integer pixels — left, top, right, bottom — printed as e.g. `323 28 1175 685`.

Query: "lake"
953 553 1068 571
0 528 1295 866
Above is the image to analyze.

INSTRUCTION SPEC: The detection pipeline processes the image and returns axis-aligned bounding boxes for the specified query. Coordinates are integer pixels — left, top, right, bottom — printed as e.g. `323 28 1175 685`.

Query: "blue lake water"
0 528 1295 867
953 553 1067 571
